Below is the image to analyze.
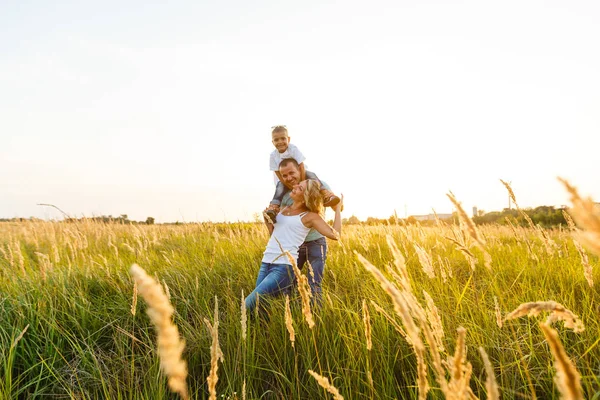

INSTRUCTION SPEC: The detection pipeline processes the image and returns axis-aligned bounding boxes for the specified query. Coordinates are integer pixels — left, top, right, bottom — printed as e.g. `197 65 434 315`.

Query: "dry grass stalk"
0 245 9 265
284 295 295 349
448 327 472 398
240 290 247 341
369 300 408 339
13 241 25 275
505 301 584 333
163 280 171 300
506 217 523 242
562 210 576 231
413 243 436 278
355 252 423 351
446 192 492 270
478 347 499 400
285 251 314 329
447 192 486 246
131 282 138 316
437 255 447 283
540 322 583 400
494 296 503 328
572 239 593 287
563 210 594 287
108 239 119 259
423 290 445 352
362 299 372 351
500 179 517 207
129 264 189 400
416 346 430 400
242 379 246 400
500 179 532 224
35 252 51 281
5 243 15 267
306 259 316 284
420 323 449 394
559 177 600 257
386 235 409 283
122 242 136 254
52 243 60 264
537 227 558 256
308 370 344 400
11 324 29 350
444 236 478 271
204 296 224 400
451 327 467 382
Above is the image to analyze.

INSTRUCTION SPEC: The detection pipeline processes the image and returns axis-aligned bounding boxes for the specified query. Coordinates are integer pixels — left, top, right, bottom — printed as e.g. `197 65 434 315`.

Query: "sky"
2 0 599 223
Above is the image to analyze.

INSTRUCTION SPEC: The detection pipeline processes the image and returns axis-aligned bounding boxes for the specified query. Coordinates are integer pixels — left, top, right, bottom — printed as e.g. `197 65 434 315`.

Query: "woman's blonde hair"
303 179 324 215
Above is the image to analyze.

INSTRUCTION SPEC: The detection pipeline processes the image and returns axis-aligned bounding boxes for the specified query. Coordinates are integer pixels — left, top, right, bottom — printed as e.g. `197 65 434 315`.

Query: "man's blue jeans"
297 237 327 305
245 262 294 313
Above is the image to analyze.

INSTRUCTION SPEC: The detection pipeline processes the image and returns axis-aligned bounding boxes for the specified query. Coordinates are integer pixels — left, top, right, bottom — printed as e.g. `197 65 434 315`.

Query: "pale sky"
2 0 599 222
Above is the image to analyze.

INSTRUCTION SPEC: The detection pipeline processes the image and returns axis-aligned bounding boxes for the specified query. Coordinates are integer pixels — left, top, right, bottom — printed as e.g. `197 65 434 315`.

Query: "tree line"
341 205 569 228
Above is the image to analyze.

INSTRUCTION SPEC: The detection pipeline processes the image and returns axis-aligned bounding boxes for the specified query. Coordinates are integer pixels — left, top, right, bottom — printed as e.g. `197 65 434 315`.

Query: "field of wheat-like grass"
0 200 599 399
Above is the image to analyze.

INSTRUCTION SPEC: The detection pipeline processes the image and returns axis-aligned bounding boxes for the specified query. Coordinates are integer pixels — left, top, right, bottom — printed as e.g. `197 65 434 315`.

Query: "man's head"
278 158 301 189
271 125 290 154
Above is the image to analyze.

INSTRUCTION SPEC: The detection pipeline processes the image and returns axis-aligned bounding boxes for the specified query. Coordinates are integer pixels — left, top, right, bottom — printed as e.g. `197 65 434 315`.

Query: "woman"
245 179 342 312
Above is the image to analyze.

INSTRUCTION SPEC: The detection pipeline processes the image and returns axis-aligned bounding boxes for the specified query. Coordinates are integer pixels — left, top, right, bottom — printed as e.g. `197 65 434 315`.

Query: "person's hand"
335 194 344 213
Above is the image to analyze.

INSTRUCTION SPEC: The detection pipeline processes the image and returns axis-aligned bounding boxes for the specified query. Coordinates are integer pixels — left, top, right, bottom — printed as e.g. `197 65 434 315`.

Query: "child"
265 125 340 223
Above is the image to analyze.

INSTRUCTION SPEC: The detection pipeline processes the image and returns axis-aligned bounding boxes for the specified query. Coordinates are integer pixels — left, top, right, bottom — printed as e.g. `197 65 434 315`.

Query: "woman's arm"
303 201 342 240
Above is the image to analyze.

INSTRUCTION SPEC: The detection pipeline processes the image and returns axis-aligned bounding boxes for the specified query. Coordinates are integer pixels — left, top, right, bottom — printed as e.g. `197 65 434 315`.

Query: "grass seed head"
540 322 583 400
129 264 189 400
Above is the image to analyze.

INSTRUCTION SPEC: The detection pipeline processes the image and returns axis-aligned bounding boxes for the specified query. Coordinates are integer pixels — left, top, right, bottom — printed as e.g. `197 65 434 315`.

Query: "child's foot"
264 205 280 223
265 209 278 223
323 195 340 208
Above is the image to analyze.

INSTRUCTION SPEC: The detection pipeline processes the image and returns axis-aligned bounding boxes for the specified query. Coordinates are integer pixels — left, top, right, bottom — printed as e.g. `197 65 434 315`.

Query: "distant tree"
146 217 155 225
348 215 361 225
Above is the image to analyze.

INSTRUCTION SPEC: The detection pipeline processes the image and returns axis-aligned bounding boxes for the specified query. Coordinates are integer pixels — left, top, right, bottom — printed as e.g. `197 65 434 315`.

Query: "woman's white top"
262 212 310 265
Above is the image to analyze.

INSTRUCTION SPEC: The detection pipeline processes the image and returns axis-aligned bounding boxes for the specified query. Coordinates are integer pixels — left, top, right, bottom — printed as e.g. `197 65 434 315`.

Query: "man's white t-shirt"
269 143 306 183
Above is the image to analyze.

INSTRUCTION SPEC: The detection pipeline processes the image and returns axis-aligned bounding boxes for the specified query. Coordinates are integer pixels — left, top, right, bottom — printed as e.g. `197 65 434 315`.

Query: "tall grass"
0 216 598 398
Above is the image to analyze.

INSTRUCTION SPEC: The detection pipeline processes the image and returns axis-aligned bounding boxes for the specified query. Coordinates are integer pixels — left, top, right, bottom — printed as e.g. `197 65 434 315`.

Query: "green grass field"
0 220 598 399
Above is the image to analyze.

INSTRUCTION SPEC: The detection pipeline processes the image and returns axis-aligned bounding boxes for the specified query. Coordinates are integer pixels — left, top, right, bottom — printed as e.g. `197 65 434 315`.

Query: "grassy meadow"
0 214 599 399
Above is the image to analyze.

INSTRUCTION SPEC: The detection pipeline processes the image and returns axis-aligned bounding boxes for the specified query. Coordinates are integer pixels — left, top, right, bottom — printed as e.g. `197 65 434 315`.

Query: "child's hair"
271 125 288 135
304 179 323 215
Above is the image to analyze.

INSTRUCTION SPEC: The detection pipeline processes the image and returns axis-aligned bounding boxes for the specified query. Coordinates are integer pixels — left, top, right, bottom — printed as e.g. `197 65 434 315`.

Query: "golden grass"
559 177 600 257
205 296 224 400
362 299 372 351
1 216 597 398
130 282 138 316
284 295 295 349
505 301 584 333
285 251 315 329
478 347 499 400
540 322 583 400
240 290 247 341
129 264 189 400
308 370 344 400
447 191 492 270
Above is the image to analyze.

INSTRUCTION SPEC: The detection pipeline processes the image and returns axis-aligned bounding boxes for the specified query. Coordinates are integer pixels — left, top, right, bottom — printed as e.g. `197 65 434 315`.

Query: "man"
266 158 336 305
